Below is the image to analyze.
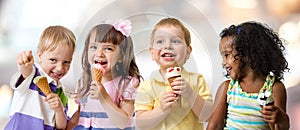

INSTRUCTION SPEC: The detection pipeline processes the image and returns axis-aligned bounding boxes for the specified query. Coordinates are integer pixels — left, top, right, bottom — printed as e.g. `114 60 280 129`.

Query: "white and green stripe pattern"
225 75 274 129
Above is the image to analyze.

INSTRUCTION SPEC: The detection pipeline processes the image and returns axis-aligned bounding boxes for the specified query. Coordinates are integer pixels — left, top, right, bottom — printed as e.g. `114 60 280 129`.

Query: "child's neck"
101 73 114 83
239 72 266 93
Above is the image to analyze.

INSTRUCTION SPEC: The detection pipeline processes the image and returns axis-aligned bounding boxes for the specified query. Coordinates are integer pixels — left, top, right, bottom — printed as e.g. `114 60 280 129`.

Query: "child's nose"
56 63 64 71
163 42 172 49
95 48 104 57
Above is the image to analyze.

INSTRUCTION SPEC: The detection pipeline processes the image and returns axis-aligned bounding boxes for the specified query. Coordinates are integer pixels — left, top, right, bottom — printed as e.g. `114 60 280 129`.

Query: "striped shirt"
75 76 138 130
225 75 274 130
5 65 68 130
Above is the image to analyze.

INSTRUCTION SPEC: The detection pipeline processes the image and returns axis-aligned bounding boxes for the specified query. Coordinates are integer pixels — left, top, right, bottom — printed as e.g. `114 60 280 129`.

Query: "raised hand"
16 50 34 78
17 50 34 66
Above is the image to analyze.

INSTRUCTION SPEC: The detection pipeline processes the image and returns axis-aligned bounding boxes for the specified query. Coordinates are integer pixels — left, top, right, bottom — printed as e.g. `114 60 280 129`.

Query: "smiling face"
38 44 73 81
87 31 121 79
219 36 241 79
150 25 191 70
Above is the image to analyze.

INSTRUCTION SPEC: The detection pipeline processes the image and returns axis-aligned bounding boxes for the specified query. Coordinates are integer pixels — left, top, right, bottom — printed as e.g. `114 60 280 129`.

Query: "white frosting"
93 64 105 71
166 67 181 78
257 90 273 106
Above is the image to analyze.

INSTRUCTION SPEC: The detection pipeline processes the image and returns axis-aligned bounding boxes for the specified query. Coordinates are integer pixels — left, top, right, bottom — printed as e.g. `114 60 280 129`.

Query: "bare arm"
100 97 135 129
207 80 229 130
171 77 213 121
45 93 67 129
89 80 135 129
135 91 176 130
261 82 290 130
135 108 169 130
66 106 80 130
186 90 213 121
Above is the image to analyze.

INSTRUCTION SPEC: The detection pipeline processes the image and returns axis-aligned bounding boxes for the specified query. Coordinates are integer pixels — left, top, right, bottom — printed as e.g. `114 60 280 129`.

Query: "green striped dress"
225 75 274 130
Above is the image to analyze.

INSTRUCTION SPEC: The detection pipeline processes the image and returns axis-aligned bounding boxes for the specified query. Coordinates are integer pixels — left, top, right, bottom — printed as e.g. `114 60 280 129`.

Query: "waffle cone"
167 75 181 97
92 67 103 82
34 76 51 96
167 76 180 85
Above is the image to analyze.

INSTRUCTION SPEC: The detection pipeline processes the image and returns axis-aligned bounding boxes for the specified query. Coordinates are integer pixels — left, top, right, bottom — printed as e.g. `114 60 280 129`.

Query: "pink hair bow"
113 20 132 37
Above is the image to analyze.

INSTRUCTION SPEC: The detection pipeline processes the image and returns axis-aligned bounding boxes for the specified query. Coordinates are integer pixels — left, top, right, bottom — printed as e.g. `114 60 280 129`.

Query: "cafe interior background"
0 0 299 129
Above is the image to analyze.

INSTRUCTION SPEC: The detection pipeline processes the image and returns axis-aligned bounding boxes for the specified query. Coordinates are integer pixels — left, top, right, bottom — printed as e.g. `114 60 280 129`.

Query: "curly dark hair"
220 21 289 80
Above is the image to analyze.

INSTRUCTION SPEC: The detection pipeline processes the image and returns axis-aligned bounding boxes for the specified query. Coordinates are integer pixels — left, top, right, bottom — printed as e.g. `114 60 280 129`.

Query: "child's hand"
17 50 34 66
16 50 34 78
160 91 177 112
89 80 108 100
45 93 64 112
261 105 283 124
170 77 193 98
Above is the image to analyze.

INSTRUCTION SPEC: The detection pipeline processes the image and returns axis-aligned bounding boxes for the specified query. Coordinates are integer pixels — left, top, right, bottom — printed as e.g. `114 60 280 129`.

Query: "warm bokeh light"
0 0 300 129
0 85 13 128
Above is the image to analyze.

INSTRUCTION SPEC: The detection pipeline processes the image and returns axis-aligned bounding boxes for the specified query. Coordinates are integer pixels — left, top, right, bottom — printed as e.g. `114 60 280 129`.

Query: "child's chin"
51 76 63 81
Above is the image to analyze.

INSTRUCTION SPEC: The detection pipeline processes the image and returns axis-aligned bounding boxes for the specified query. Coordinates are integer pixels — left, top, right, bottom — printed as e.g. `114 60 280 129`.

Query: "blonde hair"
38 26 76 54
150 17 191 46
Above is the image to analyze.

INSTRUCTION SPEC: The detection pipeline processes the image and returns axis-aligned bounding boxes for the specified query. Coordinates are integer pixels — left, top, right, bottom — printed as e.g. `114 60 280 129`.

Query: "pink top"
75 76 138 129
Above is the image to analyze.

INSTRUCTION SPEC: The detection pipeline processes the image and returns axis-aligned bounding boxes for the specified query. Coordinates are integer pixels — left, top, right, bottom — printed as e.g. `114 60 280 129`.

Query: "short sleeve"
194 74 213 100
121 77 139 101
134 80 155 111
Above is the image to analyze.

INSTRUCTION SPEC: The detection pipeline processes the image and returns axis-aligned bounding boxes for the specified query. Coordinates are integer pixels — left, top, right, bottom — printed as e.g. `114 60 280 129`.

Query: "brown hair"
78 24 142 97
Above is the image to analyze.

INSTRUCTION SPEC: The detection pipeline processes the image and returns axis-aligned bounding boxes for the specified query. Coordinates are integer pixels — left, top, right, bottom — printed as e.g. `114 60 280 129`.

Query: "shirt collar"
36 64 62 88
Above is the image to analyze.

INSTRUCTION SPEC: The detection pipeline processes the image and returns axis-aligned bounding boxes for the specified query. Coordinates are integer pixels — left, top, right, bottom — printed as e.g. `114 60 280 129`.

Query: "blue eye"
172 39 182 44
156 40 163 44
89 45 97 50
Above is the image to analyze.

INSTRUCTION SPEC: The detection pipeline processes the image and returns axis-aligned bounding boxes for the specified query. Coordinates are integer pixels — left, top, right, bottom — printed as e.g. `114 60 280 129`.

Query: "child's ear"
37 51 42 64
186 46 192 59
149 47 155 60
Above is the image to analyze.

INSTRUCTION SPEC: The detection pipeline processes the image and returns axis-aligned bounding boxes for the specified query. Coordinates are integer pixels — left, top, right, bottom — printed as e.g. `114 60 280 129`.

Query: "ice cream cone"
166 67 182 96
257 89 274 130
92 64 105 82
33 76 51 96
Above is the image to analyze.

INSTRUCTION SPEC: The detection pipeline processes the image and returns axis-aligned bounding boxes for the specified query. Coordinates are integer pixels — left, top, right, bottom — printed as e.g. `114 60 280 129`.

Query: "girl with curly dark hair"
207 21 290 130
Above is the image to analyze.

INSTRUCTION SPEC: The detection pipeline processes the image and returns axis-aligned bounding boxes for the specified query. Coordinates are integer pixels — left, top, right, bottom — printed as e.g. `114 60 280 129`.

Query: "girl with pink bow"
66 19 142 130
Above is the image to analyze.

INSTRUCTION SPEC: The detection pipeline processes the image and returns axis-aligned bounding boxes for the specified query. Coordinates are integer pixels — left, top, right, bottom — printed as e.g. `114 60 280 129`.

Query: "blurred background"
0 0 299 129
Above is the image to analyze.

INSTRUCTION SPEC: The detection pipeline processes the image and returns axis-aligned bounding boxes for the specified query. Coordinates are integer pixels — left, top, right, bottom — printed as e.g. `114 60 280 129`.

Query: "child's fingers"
24 50 34 66
45 93 60 102
170 77 183 86
48 100 61 108
160 92 176 112
264 105 277 111
162 92 177 102
46 95 63 109
262 114 275 123
17 50 34 65
88 84 99 99
17 51 26 65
